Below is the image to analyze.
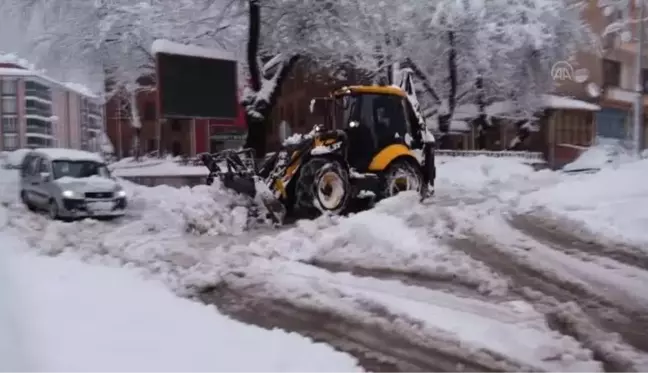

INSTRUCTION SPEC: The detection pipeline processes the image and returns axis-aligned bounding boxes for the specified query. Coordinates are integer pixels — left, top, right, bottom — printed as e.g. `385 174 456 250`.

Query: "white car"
19 148 127 220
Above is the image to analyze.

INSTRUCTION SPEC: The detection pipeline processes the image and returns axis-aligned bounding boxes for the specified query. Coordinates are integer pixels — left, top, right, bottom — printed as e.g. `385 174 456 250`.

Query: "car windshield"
51 160 111 180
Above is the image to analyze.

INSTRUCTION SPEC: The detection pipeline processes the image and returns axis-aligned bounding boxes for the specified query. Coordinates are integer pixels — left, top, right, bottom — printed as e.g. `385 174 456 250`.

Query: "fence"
435 149 546 163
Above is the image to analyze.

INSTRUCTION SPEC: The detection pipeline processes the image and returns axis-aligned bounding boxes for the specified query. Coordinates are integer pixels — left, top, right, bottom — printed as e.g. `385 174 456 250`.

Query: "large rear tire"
294 158 351 218
380 159 424 199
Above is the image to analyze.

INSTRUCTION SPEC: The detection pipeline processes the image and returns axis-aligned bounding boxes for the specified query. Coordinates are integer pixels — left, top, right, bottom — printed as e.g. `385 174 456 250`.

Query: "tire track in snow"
508 214 648 270
444 235 648 372
197 279 538 372
306 260 512 302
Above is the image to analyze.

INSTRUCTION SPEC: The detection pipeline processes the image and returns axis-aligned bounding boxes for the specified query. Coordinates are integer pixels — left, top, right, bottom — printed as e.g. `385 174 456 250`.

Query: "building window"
1 79 17 96
2 116 18 132
170 119 181 132
143 102 156 121
602 59 621 87
26 118 52 135
2 134 18 150
642 69 648 94
147 138 156 152
2 97 17 114
25 99 52 117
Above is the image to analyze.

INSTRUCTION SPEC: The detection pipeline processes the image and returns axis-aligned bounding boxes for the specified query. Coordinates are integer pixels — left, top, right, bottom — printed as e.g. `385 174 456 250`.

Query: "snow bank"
2 234 361 371
3 148 31 169
518 158 648 247
110 157 208 177
562 143 633 172
435 155 559 199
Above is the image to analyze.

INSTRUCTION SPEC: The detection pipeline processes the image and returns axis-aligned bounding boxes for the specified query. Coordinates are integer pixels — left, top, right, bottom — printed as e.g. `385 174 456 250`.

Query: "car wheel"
48 199 60 220
20 191 36 211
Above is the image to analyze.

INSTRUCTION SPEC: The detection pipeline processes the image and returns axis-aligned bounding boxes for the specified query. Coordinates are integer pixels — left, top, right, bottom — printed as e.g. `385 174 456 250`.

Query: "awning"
542 94 600 111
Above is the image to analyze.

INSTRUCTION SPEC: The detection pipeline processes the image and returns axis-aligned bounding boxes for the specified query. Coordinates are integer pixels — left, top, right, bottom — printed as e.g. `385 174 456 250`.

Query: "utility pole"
633 0 645 157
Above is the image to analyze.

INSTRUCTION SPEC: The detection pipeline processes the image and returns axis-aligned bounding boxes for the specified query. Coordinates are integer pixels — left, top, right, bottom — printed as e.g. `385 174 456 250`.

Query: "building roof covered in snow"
0 53 98 99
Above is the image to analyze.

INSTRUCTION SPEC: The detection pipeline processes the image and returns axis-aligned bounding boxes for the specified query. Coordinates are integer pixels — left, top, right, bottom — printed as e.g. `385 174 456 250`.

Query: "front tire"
48 199 60 220
381 159 424 199
294 158 350 218
20 191 36 211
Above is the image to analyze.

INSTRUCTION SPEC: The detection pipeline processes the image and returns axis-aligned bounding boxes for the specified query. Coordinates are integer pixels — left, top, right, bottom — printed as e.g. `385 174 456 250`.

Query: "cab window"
358 94 407 146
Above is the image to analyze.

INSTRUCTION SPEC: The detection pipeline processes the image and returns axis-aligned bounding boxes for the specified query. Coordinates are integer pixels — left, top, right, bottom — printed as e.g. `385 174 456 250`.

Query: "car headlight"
62 190 77 198
116 190 127 198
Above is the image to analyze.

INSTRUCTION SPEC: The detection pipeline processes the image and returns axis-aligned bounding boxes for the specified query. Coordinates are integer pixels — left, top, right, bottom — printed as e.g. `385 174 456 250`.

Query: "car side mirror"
40 172 50 182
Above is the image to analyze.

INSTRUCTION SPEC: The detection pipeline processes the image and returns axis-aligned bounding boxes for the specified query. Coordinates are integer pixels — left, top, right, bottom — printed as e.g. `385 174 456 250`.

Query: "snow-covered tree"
400 0 593 149
11 0 593 154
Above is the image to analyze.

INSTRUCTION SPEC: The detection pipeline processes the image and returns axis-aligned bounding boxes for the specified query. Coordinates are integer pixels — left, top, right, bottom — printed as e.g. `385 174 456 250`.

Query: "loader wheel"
381 159 424 198
295 158 350 218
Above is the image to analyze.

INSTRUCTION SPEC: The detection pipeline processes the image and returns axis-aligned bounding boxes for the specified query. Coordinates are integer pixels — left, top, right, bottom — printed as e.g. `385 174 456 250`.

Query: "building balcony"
24 89 51 102
25 112 55 121
25 132 55 139
25 95 52 105
26 126 53 136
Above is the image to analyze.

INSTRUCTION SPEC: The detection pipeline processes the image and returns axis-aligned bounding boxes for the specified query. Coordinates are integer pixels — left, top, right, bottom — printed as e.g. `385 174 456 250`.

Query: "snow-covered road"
2 155 648 371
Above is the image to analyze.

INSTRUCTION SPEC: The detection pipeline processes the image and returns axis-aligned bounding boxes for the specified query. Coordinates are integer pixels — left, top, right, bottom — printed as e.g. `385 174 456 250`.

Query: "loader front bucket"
222 174 257 198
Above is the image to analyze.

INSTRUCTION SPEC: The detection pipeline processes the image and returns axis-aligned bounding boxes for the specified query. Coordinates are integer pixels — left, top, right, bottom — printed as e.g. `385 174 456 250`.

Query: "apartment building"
0 62 103 152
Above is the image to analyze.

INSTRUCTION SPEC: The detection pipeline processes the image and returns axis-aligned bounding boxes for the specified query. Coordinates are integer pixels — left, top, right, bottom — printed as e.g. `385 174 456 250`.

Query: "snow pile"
0 169 20 207
2 233 361 371
121 180 252 236
3 149 30 169
435 155 559 199
224 193 510 295
517 158 648 246
562 143 634 172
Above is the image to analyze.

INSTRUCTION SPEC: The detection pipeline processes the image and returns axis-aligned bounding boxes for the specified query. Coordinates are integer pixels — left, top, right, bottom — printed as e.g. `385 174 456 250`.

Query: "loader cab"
331 86 413 172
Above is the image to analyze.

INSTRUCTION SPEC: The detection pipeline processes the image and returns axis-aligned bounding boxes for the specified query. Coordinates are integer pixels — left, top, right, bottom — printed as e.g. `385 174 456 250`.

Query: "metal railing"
435 149 546 163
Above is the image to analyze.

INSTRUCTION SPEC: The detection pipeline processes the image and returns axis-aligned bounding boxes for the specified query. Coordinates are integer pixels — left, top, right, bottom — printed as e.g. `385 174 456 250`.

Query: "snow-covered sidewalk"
517 157 648 248
1 232 361 371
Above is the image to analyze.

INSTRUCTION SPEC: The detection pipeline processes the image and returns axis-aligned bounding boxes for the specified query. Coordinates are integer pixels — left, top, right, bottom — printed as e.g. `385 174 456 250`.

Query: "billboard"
156 51 238 120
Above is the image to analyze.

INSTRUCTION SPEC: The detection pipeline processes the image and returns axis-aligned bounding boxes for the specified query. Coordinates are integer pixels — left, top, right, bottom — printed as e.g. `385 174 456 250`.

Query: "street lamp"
633 0 645 157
